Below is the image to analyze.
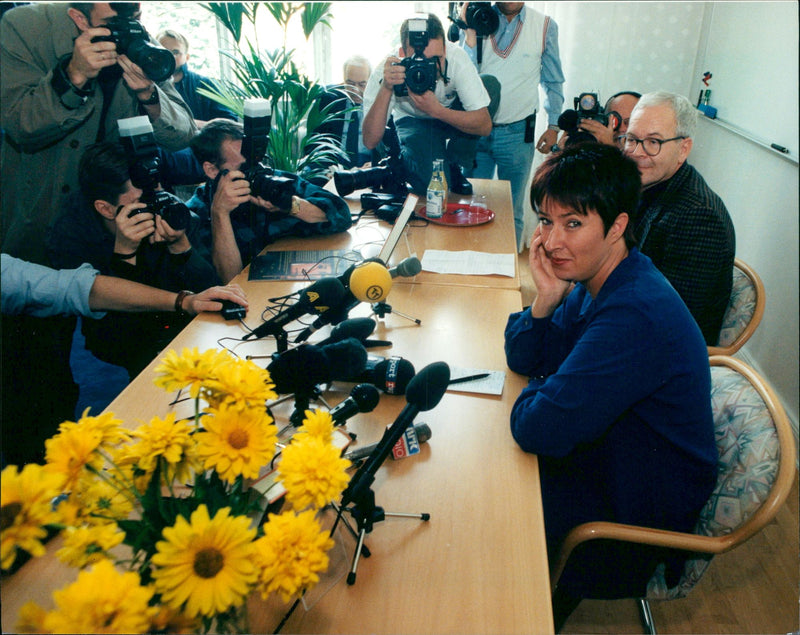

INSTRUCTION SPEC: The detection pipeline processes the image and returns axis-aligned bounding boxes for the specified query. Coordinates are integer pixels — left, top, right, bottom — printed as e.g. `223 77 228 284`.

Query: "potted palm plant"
199 2 347 182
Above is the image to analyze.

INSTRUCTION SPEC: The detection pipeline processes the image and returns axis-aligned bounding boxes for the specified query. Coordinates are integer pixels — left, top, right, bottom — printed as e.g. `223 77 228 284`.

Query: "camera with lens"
333 122 407 201
91 13 175 83
240 99 297 212
557 92 622 146
117 116 190 230
393 16 438 97
447 1 499 39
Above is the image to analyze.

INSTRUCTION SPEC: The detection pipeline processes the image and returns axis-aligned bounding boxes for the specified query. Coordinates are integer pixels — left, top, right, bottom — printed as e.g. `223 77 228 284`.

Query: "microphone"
353 356 416 395
293 259 393 343
349 260 392 303
341 361 450 508
315 317 376 347
389 256 422 279
344 422 431 463
329 383 381 427
243 277 346 340
267 338 367 395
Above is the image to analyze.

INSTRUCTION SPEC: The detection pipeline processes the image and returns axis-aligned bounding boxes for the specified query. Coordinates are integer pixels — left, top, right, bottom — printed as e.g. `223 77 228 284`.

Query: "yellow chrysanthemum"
277 435 351 510
73 469 135 525
202 357 277 409
1 464 65 570
253 509 334 602
16 601 48 634
125 413 200 484
196 402 278 483
151 505 257 618
37 559 156 634
153 347 234 398
44 410 127 490
56 523 125 568
296 408 335 440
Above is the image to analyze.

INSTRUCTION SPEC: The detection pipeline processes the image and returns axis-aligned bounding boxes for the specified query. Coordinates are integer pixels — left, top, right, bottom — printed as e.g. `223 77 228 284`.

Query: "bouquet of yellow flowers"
1 347 352 634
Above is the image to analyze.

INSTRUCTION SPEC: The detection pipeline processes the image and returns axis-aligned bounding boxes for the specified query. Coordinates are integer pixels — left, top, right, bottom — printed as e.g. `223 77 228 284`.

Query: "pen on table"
449 372 490 385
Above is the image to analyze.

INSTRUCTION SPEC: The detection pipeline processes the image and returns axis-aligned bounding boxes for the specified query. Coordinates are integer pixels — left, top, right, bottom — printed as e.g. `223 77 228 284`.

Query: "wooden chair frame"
550 356 796 630
708 258 766 356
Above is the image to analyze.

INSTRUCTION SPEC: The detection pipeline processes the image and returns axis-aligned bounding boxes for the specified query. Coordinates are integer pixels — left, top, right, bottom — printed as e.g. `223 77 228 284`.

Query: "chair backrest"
647 355 796 600
708 258 765 355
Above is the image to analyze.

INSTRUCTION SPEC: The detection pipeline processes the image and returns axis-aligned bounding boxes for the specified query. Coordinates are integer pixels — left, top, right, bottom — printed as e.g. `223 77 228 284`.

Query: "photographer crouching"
362 13 497 196
46 140 220 380
186 116 352 283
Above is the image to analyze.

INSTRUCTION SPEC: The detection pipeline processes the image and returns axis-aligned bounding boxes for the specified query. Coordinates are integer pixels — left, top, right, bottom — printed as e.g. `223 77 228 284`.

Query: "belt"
492 119 526 128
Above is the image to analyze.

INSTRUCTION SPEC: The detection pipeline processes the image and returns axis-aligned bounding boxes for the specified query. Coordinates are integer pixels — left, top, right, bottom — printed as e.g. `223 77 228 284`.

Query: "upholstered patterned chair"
550 355 796 634
708 258 765 356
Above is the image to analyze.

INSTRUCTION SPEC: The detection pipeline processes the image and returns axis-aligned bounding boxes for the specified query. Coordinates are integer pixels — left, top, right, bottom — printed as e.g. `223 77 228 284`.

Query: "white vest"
477 8 548 124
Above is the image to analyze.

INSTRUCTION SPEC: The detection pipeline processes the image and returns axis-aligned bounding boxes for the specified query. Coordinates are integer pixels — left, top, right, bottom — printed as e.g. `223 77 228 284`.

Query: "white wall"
690 119 800 431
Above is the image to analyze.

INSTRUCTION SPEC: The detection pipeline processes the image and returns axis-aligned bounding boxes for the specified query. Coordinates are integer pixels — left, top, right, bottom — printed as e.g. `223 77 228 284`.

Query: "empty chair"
708 258 765 355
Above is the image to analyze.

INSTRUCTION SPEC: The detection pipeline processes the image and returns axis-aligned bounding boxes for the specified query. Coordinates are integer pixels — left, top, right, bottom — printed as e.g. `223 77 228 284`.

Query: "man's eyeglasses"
622 134 686 156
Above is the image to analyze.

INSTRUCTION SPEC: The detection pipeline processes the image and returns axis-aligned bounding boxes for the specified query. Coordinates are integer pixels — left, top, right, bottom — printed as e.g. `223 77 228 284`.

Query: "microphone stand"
330 482 429 586
371 301 421 325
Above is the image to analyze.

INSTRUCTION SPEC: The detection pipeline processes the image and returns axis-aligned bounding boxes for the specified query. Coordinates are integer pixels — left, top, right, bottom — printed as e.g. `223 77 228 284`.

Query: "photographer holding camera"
362 13 494 196
46 141 219 379
187 119 352 283
455 2 565 249
1 2 196 465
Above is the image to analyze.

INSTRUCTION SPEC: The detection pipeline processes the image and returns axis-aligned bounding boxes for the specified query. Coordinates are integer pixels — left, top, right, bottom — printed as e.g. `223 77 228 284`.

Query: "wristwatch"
51 56 94 110
290 196 301 217
138 88 160 106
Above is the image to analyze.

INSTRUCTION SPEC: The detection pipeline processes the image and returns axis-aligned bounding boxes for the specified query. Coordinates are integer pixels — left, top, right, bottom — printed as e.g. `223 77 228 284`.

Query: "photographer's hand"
118 55 161 115
114 203 153 260
151 214 191 254
382 55 406 93
68 27 118 87
578 118 616 147
211 170 251 217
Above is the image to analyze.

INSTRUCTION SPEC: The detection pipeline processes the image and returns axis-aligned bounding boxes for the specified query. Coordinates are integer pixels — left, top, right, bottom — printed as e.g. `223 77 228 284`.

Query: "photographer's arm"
89 276 247 315
410 91 492 136
362 56 402 149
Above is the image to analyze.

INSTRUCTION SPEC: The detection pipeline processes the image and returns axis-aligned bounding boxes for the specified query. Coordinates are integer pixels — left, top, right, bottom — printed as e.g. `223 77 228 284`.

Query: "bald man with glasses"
623 90 735 346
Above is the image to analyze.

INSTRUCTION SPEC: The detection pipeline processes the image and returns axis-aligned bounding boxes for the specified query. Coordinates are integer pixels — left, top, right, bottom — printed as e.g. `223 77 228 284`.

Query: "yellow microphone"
349 261 393 303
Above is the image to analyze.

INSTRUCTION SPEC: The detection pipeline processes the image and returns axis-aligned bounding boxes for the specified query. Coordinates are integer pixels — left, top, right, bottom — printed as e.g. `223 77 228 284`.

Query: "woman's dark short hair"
530 143 641 248
189 118 244 166
78 142 130 205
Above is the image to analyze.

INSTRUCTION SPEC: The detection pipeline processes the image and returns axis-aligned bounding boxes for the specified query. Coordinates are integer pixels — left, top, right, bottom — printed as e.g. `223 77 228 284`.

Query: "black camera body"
118 116 190 230
247 166 296 211
91 16 175 83
462 2 499 36
333 123 407 199
557 93 622 146
240 98 297 213
394 17 438 97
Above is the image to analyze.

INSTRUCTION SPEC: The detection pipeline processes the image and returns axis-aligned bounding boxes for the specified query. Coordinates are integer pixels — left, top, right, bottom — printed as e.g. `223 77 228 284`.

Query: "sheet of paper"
421 250 516 277
448 367 506 396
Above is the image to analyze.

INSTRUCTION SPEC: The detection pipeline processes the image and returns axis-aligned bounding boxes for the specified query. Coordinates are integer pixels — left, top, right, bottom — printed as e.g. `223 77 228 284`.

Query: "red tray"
417 202 495 226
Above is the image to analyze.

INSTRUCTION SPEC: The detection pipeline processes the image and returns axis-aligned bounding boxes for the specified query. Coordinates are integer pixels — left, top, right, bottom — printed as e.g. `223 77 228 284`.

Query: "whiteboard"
698 2 798 156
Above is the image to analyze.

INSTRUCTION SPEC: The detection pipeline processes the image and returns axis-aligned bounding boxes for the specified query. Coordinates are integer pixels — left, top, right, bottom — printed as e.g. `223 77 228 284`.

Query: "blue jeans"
468 119 536 247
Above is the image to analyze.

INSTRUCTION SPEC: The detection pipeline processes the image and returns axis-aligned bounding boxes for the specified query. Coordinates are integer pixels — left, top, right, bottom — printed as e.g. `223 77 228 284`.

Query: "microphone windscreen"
405 361 450 411
351 383 381 412
349 261 392 302
557 109 579 131
321 338 368 382
267 345 331 394
391 256 422 278
328 318 376 344
372 357 415 394
305 276 348 313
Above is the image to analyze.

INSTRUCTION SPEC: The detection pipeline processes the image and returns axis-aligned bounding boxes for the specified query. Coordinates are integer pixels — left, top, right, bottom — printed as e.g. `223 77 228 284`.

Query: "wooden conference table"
1 180 554 634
